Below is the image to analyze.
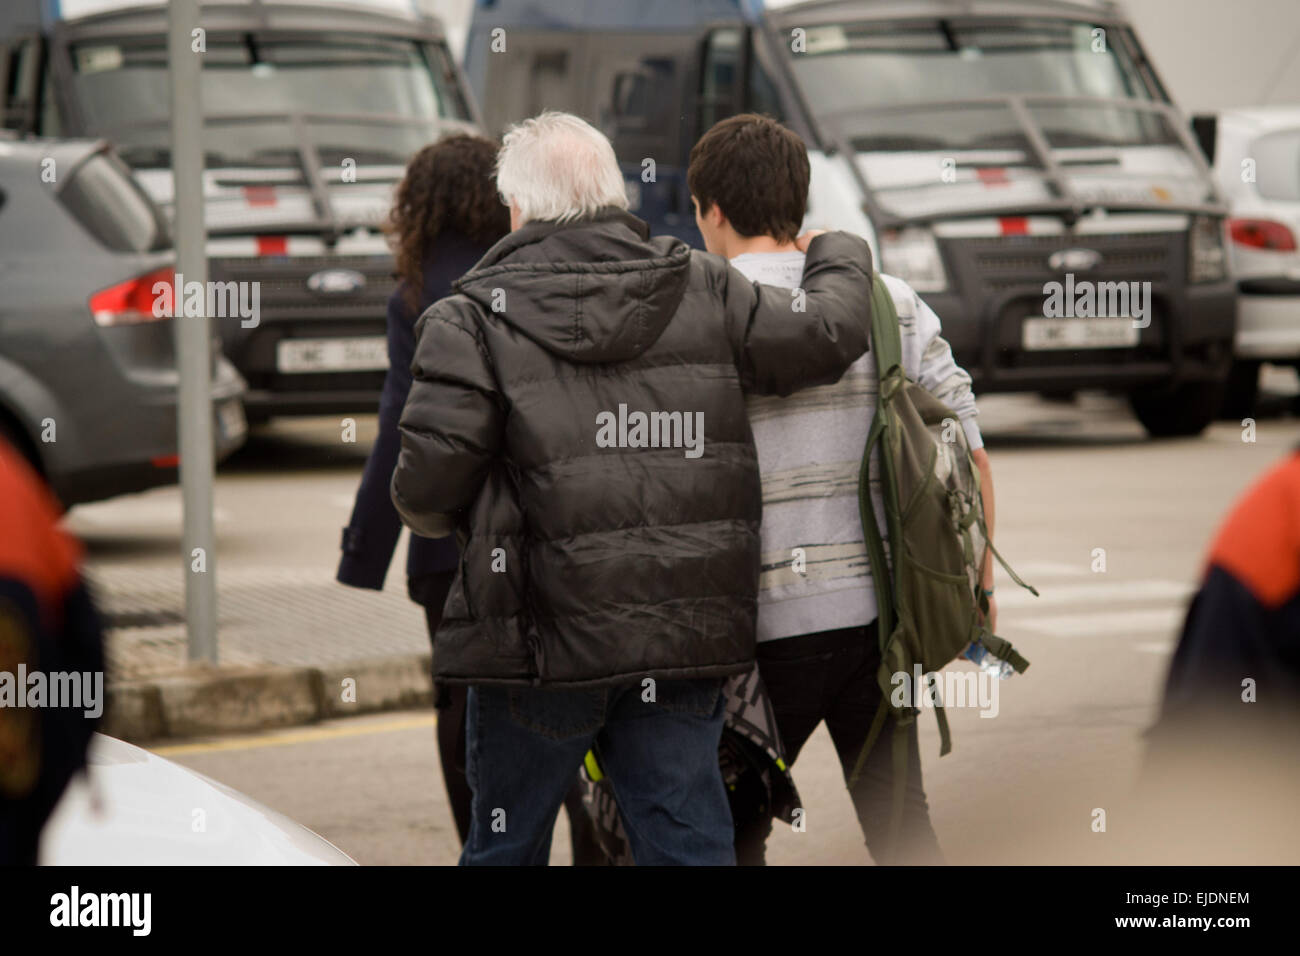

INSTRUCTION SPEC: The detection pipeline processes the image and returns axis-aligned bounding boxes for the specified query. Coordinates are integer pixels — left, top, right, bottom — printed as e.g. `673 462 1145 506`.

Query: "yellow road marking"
151 713 436 757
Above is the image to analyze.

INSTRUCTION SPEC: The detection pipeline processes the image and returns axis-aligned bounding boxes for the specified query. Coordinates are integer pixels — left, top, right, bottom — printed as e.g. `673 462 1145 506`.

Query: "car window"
2 37 41 132
1252 129 1300 203
58 152 168 253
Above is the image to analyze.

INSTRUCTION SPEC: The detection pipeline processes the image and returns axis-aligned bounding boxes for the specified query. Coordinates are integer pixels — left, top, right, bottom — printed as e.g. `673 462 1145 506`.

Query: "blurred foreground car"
0 137 246 505
1199 107 1300 415
40 734 355 865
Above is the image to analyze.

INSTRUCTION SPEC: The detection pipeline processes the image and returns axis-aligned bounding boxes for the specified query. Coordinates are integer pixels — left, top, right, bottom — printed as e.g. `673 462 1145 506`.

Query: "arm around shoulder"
725 230 873 396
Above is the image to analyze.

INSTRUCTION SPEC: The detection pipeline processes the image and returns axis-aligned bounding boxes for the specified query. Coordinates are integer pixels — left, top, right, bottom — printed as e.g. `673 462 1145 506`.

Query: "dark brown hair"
388 133 510 309
687 114 810 244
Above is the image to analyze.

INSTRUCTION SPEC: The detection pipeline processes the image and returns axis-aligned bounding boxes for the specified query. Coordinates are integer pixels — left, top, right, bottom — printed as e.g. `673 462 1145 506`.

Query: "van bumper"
927 279 1236 394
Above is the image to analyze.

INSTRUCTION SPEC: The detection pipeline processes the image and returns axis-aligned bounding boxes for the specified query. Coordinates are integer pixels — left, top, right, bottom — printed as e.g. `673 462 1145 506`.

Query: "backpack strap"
853 276 955 859
886 717 909 861
852 274 904 788
869 274 904 378
858 417 893 650
858 275 903 648
974 630 1032 675
848 695 891 786
850 698 929 865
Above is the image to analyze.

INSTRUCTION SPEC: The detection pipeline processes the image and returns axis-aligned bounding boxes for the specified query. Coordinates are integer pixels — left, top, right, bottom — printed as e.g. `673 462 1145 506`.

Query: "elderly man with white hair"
392 111 873 865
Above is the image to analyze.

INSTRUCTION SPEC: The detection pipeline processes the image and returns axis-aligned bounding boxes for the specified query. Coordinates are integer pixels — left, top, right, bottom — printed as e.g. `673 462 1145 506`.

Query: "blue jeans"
461 678 735 865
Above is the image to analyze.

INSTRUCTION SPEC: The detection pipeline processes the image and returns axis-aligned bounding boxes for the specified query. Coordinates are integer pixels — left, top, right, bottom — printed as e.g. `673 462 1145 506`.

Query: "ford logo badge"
307 269 366 295
1048 249 1103 272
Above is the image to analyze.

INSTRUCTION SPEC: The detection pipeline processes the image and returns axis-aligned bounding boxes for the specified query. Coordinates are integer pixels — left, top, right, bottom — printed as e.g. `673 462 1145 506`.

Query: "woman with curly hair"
335 134 507 847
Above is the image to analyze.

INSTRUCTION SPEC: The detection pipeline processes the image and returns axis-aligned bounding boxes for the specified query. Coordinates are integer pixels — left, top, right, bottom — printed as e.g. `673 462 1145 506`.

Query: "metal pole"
170 0 218 663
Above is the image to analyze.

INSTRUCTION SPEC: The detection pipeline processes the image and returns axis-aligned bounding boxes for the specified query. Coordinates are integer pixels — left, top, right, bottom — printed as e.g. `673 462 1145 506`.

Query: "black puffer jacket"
392 209 871 687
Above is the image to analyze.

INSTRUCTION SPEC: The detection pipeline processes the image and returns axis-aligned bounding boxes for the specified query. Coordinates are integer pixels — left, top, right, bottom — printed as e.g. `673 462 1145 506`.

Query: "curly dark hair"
388 133 510 310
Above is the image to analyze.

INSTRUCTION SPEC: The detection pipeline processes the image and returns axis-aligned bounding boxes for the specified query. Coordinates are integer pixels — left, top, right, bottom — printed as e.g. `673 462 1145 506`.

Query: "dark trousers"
734 623 945 866
420 575 603 864
460 680 734 865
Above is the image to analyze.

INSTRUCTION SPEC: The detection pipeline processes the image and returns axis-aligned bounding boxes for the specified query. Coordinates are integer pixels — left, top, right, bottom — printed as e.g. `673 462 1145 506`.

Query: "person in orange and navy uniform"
0 438 105 864
1155 448 1300 731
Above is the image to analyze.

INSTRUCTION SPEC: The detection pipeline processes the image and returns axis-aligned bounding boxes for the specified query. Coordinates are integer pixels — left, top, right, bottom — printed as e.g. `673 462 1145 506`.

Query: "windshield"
839 101 1182 155
784 18 1215 218
1251 129 1300 203
69 33 467 168
829 101 1210 219
790 18 1164 144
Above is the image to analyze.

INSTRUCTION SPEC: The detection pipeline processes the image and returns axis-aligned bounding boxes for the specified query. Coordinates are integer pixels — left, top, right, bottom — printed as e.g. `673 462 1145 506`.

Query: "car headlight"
1189 214 1228 283
878 226 948 293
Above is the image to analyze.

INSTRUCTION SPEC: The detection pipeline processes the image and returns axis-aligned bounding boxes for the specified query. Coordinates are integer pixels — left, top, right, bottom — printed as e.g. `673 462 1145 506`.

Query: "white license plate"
217 399 246 442
276 336 388 373
1022 317 1141 351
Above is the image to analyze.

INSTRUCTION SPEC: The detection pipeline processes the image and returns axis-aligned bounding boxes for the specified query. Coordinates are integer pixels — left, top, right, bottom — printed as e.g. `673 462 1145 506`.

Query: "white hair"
496 111 629 226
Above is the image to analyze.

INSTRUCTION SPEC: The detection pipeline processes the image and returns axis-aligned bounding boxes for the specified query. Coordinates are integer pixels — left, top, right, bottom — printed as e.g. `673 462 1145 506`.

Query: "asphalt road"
73 380 1300 865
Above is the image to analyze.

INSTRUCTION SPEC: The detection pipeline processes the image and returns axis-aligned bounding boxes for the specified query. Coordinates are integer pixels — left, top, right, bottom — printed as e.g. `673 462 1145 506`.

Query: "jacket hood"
453 209 691 364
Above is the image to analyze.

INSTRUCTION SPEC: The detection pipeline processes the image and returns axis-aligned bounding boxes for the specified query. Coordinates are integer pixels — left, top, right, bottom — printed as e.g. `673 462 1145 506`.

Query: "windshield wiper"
314 145 408 166
849 133 954 152
117 145 171 168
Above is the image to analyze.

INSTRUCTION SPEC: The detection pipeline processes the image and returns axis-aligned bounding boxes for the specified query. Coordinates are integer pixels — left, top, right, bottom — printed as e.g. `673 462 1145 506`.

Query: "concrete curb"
103 654 433 743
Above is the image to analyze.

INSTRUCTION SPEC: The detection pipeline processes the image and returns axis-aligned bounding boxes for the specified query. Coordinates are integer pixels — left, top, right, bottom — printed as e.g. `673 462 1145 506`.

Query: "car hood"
40 734 356 865
855 144 1212 222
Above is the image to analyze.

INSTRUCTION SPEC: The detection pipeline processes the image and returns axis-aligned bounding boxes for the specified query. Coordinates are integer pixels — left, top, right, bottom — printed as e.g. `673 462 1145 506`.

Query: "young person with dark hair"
690 114 995 865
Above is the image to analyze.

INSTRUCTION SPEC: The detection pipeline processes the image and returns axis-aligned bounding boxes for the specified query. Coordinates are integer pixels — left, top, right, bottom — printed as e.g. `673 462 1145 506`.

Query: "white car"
1201 106 1300 414
40 734 355 865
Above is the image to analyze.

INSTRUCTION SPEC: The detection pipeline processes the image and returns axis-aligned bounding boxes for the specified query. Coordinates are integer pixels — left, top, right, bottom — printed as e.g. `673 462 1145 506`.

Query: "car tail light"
1228 218 1297 252
89 268 175 327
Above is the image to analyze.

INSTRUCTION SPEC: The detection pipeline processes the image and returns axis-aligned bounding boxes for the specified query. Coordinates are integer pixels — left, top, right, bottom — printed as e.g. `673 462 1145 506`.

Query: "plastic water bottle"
963 641 1015 680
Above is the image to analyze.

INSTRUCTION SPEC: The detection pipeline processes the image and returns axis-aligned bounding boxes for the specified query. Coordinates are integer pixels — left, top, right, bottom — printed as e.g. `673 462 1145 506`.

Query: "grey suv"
0 137 246 505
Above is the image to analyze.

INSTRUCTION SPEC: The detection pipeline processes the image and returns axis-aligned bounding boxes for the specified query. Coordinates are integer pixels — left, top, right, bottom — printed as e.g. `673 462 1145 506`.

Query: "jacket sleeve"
903 279 984 451
722 231 873 397
391 304 503 539
337 291 418 589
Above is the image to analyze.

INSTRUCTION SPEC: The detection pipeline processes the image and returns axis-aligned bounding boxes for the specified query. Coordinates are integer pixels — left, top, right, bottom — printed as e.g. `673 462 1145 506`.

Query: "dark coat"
391 210 873 687
336 230 492 606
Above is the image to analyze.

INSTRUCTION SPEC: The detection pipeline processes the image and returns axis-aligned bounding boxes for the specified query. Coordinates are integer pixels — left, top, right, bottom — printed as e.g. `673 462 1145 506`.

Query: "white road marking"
997 560 1092 579
67 496 232 528
997 578 1192 609
1133 641 1176 654
1014 606 1185 639
995 563 1193 650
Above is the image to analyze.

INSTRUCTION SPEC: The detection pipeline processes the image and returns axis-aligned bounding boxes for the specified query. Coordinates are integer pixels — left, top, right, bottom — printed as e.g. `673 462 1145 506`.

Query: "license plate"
1022 317 1141 351
276 336 388 373
217 399 247 442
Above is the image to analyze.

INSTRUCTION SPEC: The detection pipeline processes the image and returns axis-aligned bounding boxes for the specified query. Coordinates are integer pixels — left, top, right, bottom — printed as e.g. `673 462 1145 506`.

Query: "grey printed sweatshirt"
730 250 983 642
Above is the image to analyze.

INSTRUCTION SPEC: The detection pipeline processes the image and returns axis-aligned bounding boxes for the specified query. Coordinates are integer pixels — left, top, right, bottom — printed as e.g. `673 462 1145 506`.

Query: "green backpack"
850 275 1037 856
